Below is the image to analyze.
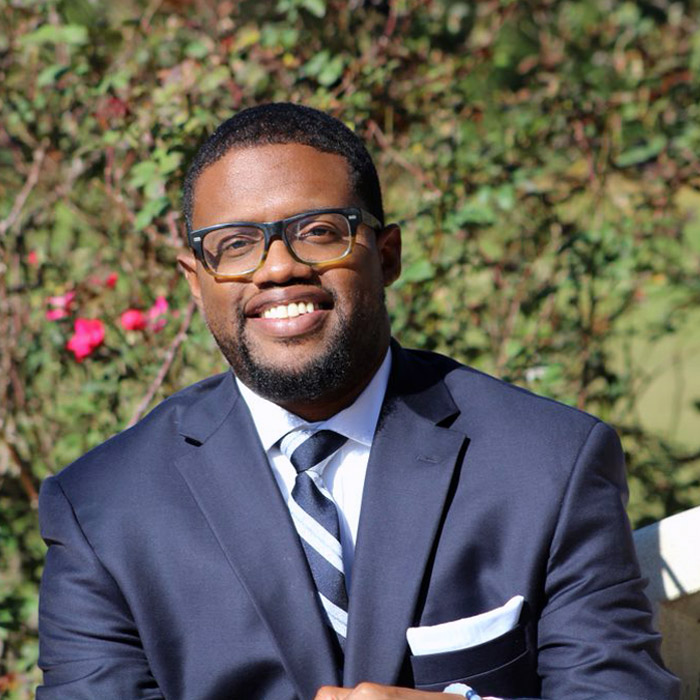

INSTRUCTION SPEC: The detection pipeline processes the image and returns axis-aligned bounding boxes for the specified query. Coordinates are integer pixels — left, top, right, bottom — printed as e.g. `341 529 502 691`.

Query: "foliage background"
1 0 700 695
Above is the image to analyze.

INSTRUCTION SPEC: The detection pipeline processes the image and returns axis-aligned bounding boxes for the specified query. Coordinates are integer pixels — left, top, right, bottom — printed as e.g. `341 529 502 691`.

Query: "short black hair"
182 103 384 230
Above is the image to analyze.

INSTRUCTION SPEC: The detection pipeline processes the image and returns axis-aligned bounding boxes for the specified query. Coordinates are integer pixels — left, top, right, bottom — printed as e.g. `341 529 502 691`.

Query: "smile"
261 301 318 319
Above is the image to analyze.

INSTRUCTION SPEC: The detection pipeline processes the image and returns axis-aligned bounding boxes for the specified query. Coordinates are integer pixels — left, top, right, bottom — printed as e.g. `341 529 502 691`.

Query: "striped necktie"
280 428 349 648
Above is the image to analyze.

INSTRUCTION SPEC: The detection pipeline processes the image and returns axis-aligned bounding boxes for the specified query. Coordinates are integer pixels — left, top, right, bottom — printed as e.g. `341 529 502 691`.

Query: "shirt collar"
236 350 392 452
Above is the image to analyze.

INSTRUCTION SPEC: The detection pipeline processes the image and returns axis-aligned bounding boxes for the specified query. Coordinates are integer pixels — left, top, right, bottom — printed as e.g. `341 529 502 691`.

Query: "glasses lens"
202 226 265 275
287 213 352 263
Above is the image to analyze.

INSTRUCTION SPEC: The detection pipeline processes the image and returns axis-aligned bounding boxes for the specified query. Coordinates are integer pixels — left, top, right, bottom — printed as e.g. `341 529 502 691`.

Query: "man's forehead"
199 142 351 178
191 143 357 226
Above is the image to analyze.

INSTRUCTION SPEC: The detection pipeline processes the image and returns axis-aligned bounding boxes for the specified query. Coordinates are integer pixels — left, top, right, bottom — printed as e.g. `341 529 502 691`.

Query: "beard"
207 288 389 407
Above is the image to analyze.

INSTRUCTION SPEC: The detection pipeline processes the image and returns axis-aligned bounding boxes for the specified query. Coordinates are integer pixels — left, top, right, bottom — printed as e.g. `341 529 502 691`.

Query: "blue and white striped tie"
281 428 349 647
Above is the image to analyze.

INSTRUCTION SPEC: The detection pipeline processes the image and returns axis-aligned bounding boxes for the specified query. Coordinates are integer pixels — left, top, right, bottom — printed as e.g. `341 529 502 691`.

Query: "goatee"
209 292 387 407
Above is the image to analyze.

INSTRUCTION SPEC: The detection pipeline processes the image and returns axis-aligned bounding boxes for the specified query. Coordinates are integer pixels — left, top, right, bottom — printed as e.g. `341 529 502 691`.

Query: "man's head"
178 104 401 421
182 103 385 231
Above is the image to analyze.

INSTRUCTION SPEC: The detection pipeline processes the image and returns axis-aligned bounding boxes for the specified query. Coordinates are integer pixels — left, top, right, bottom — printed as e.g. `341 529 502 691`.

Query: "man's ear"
177 251 203 310
377 223 401 287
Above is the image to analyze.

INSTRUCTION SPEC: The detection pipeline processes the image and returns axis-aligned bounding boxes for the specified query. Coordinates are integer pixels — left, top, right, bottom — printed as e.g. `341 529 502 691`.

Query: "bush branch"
1 433 39 507
126 300 196 428
0 147 45 237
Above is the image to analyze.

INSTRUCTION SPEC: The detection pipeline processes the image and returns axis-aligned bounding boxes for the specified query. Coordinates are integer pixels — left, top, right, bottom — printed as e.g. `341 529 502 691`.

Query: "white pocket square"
406 595 524 656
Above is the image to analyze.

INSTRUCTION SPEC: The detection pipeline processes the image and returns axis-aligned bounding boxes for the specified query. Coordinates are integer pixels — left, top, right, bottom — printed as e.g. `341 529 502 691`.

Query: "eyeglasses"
187 207 382 280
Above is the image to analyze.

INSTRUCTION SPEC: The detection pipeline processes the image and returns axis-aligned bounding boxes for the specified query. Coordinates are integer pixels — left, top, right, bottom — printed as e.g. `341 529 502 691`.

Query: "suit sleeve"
37 476 163 699
537 421 680 698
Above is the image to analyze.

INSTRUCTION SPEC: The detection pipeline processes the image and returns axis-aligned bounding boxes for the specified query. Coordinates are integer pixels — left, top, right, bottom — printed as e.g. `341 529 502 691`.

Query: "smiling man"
38 104 678 700
180 139 399 421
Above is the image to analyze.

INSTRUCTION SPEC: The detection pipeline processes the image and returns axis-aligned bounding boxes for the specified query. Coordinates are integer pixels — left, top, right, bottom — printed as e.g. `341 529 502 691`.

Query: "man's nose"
251 239 314 285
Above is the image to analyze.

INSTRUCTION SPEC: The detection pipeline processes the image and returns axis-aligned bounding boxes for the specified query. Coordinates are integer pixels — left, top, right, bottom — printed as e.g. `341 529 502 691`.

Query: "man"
37 103 679 699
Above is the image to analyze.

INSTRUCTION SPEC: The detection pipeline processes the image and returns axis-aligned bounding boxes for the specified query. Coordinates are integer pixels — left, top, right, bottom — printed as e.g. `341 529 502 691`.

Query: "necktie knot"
283 429 347 474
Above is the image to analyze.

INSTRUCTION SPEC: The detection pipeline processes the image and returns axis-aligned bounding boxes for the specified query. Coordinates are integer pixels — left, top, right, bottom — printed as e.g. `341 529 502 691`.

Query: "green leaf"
61 0 100 26
51 202 77 254
454 201 496 226
21 24 89 47
102 131 121 146
234 61 269 91
317 56 344 86
615 136 667 168
134 197 170 231
235 26 262 50
303 50 331 78
97 70 130 94
302 50 344 85
37 64 69 87
155 149 182 174
185 40 211 59
129 162 158 189
261 26 299 50
199 66 231 92
301 0 326 18
402 260 435 283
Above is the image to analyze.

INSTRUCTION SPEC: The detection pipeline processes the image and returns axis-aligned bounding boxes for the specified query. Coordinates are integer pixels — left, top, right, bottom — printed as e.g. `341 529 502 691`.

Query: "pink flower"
149 296 169 317
28 251 39 266
46 291 76 321
120 309 147 331
118 297 169 333
66 318 105 361
147 295 169 332
46 308 69 321
105 272 118 288
47 291 76 310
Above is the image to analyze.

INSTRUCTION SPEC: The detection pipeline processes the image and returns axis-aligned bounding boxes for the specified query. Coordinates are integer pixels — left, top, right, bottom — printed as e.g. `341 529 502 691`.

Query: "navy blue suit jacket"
37 345 678 699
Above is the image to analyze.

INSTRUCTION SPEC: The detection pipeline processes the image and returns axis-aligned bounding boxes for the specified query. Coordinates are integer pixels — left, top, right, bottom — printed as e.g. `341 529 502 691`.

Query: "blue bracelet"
443 685 480 699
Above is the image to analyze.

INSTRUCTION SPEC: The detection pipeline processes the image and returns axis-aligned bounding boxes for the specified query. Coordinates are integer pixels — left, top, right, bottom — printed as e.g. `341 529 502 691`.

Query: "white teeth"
262 302 317 319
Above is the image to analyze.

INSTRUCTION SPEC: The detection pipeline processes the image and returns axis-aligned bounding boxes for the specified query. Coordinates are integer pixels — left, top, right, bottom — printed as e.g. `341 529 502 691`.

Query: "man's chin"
234 362 350 406
239 338 333 377
221 335 355 406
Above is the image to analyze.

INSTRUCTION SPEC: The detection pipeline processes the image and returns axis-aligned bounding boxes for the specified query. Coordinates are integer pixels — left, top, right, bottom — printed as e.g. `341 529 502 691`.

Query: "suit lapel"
174 374 341 699
344 347 468 686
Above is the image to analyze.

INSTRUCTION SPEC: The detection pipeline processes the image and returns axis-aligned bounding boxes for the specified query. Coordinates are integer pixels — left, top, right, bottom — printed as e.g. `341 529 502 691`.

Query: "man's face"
179 143 401 420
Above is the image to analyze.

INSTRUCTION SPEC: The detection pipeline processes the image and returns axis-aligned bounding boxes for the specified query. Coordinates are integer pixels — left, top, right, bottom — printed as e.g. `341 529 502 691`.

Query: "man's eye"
299 224 343 241
227 238 253 249
217 235 258 256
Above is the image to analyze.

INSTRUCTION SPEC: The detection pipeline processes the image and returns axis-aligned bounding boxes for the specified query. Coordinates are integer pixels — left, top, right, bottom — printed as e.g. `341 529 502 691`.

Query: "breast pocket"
410 624 539 697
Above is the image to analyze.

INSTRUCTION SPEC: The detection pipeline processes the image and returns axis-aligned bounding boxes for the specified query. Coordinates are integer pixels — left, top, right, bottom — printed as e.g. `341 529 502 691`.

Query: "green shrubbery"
1 0 699 695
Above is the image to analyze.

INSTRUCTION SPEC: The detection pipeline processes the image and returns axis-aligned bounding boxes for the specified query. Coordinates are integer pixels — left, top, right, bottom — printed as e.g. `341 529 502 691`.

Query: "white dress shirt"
235 351 392 586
